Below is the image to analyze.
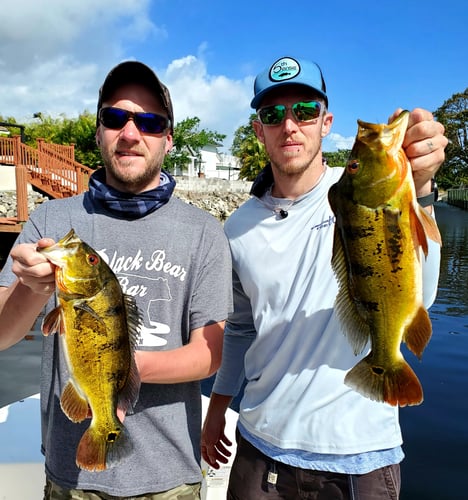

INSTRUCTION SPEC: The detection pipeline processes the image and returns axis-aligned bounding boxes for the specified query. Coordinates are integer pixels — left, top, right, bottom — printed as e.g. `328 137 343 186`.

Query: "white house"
174 143 241 180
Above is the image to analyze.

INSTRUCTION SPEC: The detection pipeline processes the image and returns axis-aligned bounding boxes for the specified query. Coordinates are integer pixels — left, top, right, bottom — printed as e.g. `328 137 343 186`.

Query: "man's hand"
11 238 56 295
390 108 448 196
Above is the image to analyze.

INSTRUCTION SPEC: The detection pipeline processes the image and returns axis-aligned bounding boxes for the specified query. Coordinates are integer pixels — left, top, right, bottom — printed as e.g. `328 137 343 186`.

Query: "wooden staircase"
0 136 94 233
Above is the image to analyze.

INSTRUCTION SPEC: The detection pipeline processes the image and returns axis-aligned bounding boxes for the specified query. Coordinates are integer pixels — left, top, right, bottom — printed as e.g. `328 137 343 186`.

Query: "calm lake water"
0 202 466 499
399 202 468 500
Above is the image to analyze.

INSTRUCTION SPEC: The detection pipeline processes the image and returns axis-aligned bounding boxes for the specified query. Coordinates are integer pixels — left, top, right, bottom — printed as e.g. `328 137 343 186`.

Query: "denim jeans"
227 432 401 500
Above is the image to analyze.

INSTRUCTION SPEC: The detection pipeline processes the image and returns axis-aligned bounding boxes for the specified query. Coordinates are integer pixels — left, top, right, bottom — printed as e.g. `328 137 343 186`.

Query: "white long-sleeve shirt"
213 165 440 472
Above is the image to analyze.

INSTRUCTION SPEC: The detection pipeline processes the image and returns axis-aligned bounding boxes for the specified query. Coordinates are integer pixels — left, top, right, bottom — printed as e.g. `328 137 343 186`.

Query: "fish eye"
347 160 359 173
87 253 100 266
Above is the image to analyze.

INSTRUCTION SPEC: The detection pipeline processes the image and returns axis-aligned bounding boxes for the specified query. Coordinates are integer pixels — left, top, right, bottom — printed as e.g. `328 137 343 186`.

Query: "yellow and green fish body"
39 229 142 471
328 111 442 407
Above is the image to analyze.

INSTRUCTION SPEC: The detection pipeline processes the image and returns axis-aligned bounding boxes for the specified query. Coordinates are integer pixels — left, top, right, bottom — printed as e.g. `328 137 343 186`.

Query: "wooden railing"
0 136 94 232
447 188 468 210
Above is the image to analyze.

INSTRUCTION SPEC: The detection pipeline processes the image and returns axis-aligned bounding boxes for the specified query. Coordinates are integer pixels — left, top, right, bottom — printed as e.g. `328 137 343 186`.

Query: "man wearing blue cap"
202 55 447 498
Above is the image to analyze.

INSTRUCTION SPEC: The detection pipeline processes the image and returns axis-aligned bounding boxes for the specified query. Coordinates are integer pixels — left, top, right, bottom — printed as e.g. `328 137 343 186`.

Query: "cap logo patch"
269 57 300 82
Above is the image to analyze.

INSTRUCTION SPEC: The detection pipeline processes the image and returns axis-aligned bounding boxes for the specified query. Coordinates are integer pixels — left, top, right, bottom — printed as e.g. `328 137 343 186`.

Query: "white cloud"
0 0 163 121
0 2 354 154
163 56 252 150
324 132 355 152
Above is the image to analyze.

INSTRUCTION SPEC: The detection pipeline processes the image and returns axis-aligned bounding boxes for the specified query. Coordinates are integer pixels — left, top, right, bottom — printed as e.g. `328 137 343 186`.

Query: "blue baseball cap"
251 56 328 110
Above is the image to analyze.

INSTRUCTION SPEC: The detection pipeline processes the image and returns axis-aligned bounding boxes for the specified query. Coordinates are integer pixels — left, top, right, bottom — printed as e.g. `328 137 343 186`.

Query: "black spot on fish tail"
372 366 384 375
107 430 121 443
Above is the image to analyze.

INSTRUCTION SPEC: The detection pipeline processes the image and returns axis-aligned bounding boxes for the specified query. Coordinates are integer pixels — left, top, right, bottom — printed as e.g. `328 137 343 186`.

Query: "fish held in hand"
39 229 142 471
328 111 442 407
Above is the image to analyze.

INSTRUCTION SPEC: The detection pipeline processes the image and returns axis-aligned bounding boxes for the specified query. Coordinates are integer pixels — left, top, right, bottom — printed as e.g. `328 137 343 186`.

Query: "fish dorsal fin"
117 294 143 415
331 230 371 354
123 294 143 351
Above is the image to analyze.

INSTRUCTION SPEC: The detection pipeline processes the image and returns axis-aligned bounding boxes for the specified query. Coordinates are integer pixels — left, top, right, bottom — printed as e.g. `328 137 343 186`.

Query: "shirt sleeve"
422 234 441 309
420 207 442 308
212 269 256 396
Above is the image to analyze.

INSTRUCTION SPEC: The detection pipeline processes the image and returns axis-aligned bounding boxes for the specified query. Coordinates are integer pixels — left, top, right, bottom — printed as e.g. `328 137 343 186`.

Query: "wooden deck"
0 136 93 233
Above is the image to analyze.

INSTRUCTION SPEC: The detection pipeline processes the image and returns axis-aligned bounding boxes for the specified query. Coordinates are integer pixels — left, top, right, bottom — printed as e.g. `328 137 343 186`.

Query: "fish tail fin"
345 355 423 407
404 306 433 359
76 420 131 471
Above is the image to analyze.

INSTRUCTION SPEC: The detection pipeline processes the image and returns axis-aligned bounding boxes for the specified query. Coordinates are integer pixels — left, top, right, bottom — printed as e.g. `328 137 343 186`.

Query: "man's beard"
100 146 165 192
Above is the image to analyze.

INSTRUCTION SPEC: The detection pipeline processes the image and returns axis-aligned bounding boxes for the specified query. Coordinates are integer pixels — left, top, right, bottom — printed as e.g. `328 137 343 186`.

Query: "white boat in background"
0 394 238 500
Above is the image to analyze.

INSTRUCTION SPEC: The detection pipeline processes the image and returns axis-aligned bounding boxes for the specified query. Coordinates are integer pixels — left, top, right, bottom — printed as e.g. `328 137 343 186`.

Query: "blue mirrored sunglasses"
98 107 170 134
258 101 322 126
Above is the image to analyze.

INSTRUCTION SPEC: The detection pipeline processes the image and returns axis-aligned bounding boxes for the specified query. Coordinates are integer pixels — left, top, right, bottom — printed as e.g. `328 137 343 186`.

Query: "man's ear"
252 119 265 145
165 134 173 154
321 112 334 138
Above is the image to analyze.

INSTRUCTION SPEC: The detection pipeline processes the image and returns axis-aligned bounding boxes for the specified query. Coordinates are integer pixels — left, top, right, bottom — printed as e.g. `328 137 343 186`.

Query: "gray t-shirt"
0 192 232 496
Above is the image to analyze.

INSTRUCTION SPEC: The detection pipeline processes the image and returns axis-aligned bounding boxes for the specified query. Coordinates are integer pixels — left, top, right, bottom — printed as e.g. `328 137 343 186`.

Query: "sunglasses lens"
135 113 169 134
258 105 286 125
99 107 129 129
99 107 169 133
292 101 321 121
258 101 322 125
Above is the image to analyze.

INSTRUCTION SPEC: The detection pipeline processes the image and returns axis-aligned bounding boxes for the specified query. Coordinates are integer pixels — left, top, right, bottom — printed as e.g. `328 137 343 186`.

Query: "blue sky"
0 0 466 152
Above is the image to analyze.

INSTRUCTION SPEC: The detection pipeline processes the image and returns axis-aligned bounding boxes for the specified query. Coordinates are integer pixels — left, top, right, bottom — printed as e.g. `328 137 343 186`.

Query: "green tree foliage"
237 134 269 181
163 117 225 173
25 112 102 168
231 114 258 157
231 114 269 181
434 88 468 188
323 149 351 168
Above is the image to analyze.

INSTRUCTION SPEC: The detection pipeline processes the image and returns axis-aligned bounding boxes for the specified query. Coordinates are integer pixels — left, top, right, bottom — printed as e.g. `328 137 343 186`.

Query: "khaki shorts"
43 478 201 500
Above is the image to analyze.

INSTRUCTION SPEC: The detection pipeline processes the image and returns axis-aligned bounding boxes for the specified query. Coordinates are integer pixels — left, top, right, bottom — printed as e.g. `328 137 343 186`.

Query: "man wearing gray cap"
202 55 447 498
0 61 232 498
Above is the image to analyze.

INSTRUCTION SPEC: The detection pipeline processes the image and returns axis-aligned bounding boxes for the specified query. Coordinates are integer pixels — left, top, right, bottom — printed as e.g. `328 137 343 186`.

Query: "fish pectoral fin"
345 354 423 407
60 381 90 422
41 307 64 336
404 306 432 359
73 301 106 326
